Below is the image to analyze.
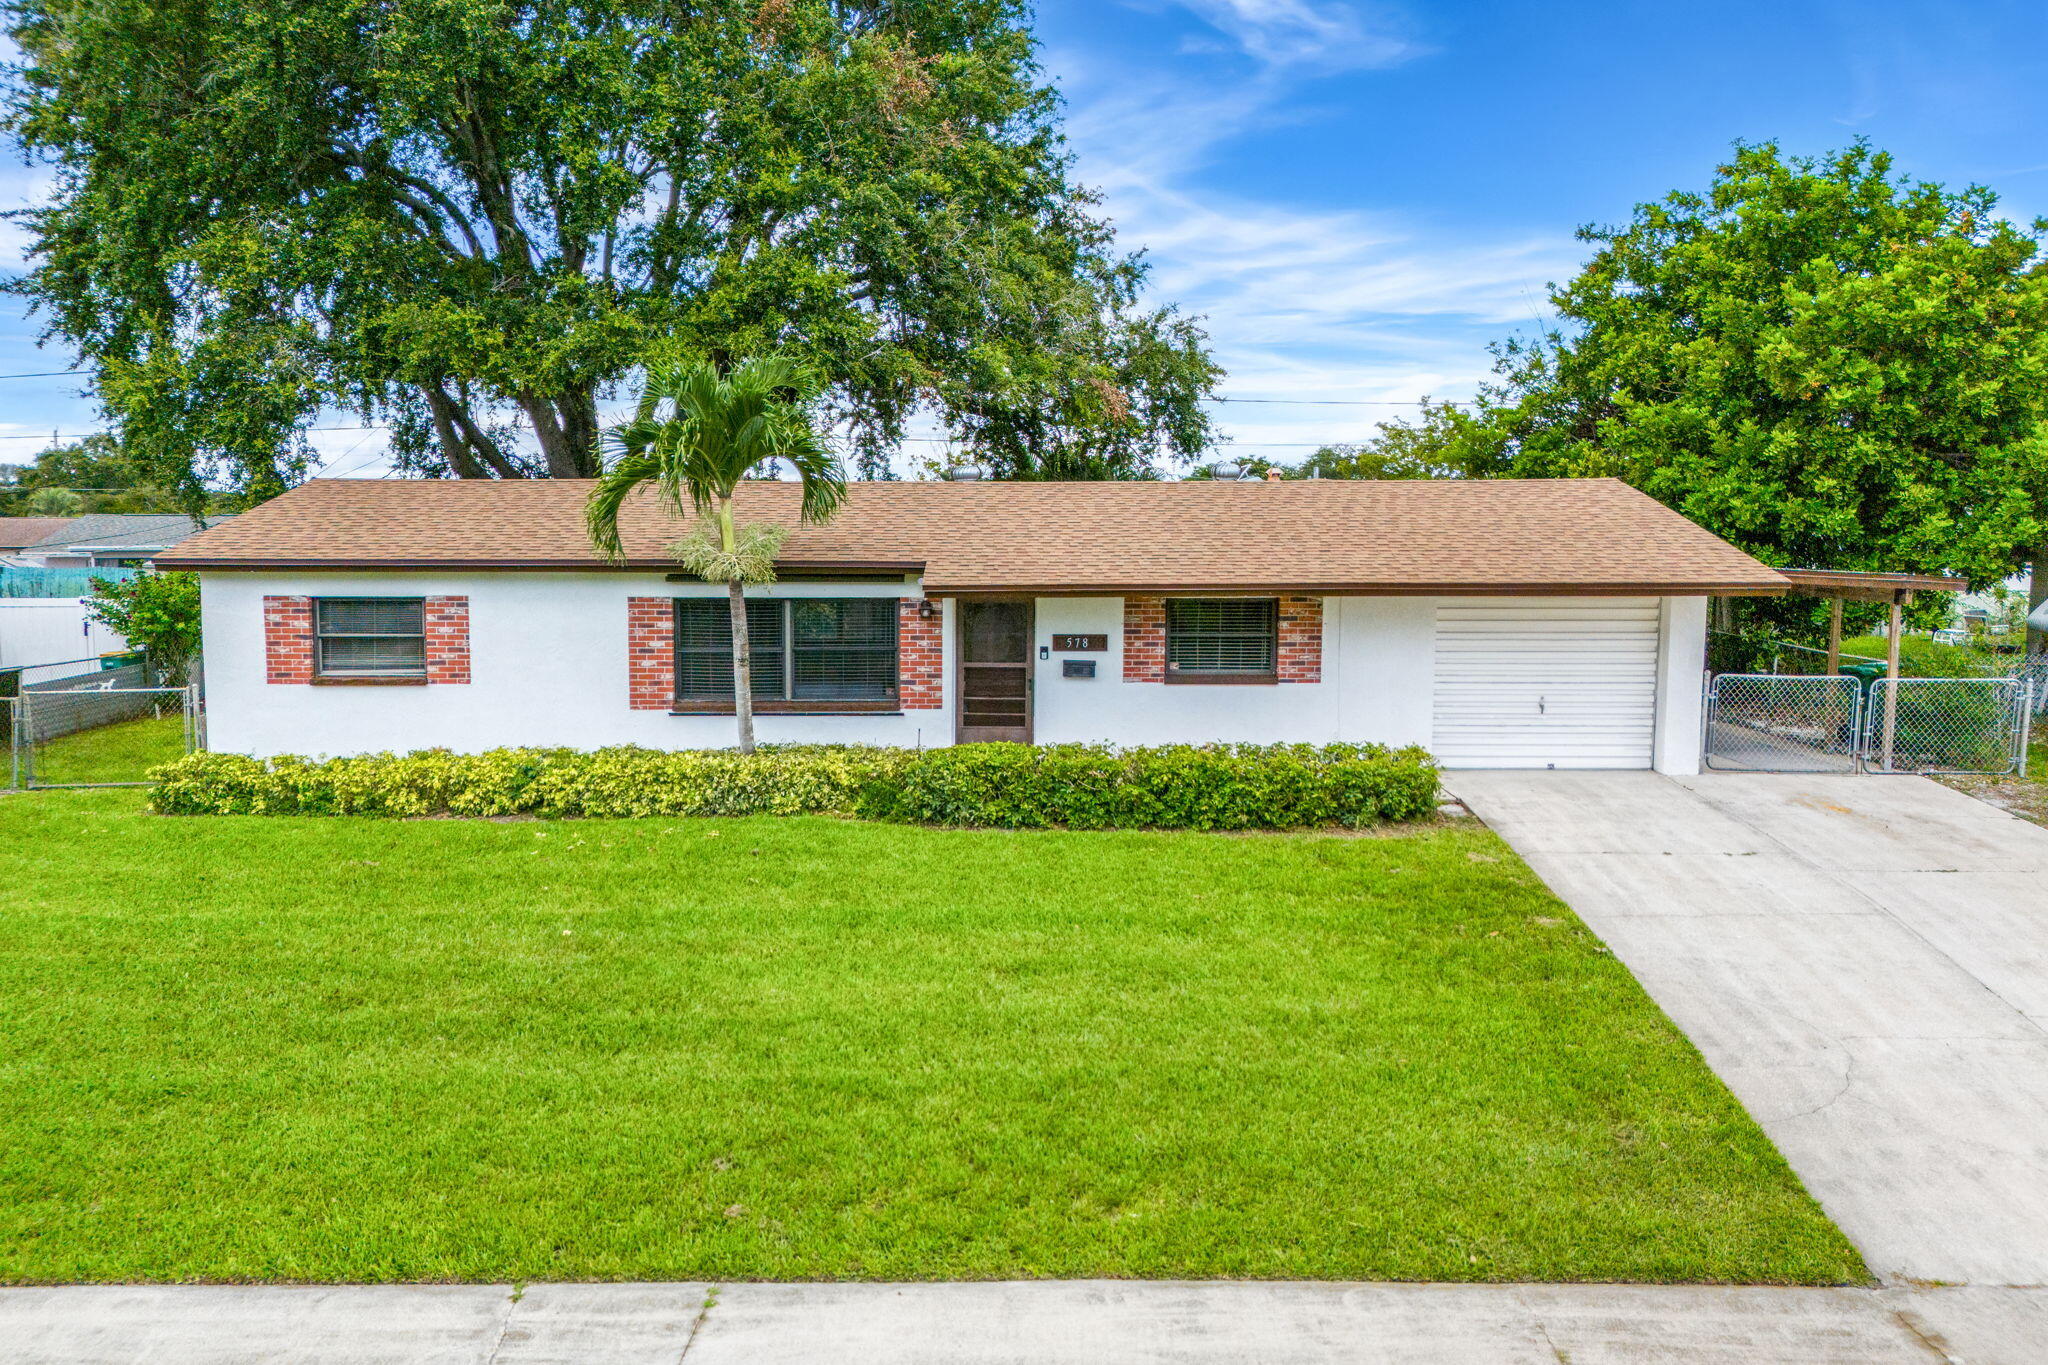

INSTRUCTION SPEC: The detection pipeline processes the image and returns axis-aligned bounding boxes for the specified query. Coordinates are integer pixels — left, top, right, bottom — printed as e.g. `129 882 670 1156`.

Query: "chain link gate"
1861 677 2032 776
1705 674 1865 772
6 683 202 789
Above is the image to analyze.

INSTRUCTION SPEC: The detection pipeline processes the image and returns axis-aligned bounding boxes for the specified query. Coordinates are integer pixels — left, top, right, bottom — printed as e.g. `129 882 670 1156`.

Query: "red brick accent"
628 596 675 710
1123 596 1166 682
898 597 943 710
1278 595 1322 683
264 596 314 684
422 596 471 684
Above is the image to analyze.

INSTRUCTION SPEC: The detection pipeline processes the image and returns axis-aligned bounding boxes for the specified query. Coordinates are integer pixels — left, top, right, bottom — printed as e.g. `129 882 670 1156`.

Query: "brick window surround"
1122 596 1166 682
897 597 944 709
627 596 675 711
1122 594 1321 684
629 595 941 712
1276 595 1323 684
264 595 469 684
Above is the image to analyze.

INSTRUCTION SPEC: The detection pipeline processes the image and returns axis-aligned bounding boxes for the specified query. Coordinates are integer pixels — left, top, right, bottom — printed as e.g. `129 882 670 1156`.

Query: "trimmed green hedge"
147 742 1441 830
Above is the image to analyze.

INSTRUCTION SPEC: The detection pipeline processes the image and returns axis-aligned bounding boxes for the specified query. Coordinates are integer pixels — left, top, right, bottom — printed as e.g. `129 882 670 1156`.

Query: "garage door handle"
1538 696 1546 715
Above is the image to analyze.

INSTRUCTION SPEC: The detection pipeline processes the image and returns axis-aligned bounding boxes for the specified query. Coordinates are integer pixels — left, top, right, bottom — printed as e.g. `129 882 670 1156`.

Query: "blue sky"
1 0 2045 475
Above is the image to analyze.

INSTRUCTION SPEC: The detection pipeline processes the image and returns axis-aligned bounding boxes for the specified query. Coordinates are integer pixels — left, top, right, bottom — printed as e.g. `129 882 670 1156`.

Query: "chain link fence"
4 683 201 789
1705 674 1865 772
1862 677 2032 776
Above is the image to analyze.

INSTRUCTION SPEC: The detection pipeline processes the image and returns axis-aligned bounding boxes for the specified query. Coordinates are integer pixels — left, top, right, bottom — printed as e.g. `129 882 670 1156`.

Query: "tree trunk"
728 576 755 755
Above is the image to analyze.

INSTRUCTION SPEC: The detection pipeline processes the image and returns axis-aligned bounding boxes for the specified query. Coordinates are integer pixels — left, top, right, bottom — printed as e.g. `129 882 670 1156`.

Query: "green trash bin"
1838 661 1885 690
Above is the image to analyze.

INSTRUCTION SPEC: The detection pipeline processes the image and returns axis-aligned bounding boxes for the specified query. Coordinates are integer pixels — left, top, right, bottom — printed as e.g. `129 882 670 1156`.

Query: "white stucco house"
152 476 1800 775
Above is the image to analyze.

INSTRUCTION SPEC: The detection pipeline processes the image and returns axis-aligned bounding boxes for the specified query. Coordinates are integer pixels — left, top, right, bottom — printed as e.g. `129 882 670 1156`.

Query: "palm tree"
587 354 846 753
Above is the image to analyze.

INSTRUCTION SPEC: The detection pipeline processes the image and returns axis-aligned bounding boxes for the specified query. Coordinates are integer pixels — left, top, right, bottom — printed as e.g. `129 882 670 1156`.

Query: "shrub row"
148 741 1441 830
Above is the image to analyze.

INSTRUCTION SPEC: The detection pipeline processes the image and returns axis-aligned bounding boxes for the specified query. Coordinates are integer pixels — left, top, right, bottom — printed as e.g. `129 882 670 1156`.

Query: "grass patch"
20 713 185 787
0 789 1864 1285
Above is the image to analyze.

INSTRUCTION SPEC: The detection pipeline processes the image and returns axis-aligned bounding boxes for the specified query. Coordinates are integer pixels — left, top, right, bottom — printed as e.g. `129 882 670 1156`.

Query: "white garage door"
1432 598 1661 769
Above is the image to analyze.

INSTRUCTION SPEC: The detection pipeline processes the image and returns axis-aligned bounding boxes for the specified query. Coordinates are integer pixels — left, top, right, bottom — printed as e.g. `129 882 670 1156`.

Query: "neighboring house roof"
0 517 74 552
26 513 230 553
157 477 1793 596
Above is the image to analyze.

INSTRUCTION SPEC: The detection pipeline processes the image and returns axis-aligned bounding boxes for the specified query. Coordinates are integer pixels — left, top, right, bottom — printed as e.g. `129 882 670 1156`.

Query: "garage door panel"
1433 598 1659 770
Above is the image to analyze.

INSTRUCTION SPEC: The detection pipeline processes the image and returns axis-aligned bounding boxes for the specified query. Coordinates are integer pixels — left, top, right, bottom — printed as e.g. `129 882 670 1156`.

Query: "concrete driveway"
1447 770 2048 1288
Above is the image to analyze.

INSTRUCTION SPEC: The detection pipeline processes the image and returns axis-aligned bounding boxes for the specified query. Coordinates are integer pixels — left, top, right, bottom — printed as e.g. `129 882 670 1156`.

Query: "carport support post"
1826 599 1842 674
1880 592 1906 772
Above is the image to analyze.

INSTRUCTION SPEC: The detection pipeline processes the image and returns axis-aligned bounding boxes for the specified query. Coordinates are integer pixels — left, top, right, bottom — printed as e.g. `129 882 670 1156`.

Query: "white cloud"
1049 56 1580 458
1143 0 1423 71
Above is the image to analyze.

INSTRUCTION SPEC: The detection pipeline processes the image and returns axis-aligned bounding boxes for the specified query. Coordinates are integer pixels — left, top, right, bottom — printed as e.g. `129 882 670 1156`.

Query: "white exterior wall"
200 571 952 758
200 572 1711 773
1654 595 1709 777
1030 595 1437 749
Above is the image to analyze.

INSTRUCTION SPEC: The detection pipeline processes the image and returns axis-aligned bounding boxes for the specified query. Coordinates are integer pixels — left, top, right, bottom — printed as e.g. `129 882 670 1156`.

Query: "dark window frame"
313 596 428 680
671 596 901 713
1164 598 1279 685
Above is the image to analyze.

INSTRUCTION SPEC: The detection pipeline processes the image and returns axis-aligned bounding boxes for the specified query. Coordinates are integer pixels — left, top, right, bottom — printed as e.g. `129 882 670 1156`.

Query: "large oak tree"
5 0 1219 504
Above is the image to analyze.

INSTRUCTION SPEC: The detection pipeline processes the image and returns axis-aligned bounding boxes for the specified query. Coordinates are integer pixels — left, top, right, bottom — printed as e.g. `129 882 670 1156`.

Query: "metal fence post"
5 697 15 792
16 689 30 788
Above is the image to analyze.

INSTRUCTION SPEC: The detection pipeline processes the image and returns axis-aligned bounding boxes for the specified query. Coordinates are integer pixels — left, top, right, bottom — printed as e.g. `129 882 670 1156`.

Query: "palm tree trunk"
728 577 755 754
717 493 756 755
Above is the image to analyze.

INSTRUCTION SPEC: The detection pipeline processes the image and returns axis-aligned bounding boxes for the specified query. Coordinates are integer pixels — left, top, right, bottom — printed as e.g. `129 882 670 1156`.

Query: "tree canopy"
0 433 179 514
1471 142 2048 588
6 0 1219 502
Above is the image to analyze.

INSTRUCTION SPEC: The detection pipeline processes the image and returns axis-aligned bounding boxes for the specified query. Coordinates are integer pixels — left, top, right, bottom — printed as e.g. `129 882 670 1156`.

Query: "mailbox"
1062 659 1097 679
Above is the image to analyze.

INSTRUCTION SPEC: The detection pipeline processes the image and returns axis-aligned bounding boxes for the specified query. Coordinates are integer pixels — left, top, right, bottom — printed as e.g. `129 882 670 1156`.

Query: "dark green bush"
149 741 1441 830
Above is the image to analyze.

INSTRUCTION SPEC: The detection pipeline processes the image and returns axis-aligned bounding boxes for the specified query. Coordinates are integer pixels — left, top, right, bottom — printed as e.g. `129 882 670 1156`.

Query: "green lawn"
21 712 186 787
0 788 1864 1285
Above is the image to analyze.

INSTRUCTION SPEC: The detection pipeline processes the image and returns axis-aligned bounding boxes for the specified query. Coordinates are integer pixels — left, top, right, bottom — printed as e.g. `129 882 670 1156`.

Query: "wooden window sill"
311 675 429 686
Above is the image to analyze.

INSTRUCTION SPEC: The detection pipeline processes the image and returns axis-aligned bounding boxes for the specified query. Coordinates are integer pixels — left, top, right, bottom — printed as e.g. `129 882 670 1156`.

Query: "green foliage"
586 352 845 567
6 0 1220 497
870 742 1442 829
0 434 176 515
84 570 201 685
1292 401 1502 480
1470 142 2048 602
148 741 1441 829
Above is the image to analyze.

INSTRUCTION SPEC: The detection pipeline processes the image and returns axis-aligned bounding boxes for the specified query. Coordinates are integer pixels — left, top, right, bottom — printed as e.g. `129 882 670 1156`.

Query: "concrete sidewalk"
4 1280 2046 1364
1447 770 2048 1289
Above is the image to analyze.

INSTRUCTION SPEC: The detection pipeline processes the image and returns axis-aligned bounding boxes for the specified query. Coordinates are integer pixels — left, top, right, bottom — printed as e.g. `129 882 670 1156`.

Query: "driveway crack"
677 1284 720 1362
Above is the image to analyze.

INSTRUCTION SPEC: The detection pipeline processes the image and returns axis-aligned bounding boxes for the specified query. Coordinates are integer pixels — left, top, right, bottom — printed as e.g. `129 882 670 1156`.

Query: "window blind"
1166 599 1277 675
315 598 426 675
674 598 898 703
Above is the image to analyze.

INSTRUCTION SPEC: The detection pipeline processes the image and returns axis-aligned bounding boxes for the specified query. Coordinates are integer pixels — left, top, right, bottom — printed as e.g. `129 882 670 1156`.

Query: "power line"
1204 396 1473 407
0 371 87 380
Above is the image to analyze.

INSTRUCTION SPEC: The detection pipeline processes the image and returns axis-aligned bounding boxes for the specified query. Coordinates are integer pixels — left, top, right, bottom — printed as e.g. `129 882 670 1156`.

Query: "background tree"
1466 142 2048 633
85 570 202 685
0 433 178 514
586 353 843 754
6 0 1219 503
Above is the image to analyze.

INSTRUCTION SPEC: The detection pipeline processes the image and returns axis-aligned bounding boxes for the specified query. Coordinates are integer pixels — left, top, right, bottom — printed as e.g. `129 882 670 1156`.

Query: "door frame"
954 597 1035 744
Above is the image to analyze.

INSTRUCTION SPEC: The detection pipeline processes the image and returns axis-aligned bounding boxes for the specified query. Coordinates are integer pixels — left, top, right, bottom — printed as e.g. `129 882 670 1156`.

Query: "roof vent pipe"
1264 469 1283 482
1210 460 1244 481
945 463 986 481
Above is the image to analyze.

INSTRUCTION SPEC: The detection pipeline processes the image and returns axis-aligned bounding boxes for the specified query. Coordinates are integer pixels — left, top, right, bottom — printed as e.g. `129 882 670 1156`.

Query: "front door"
958 600 1033 743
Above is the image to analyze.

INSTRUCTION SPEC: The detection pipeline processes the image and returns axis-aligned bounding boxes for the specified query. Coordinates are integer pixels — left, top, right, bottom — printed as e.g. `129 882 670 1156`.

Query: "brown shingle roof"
153 477 1792 595
0 517 74 552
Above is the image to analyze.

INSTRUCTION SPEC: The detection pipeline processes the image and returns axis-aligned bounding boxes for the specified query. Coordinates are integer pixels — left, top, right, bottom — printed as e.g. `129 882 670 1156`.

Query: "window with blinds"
315 598 426 676
1165 599 1278 681
673 598 899 705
